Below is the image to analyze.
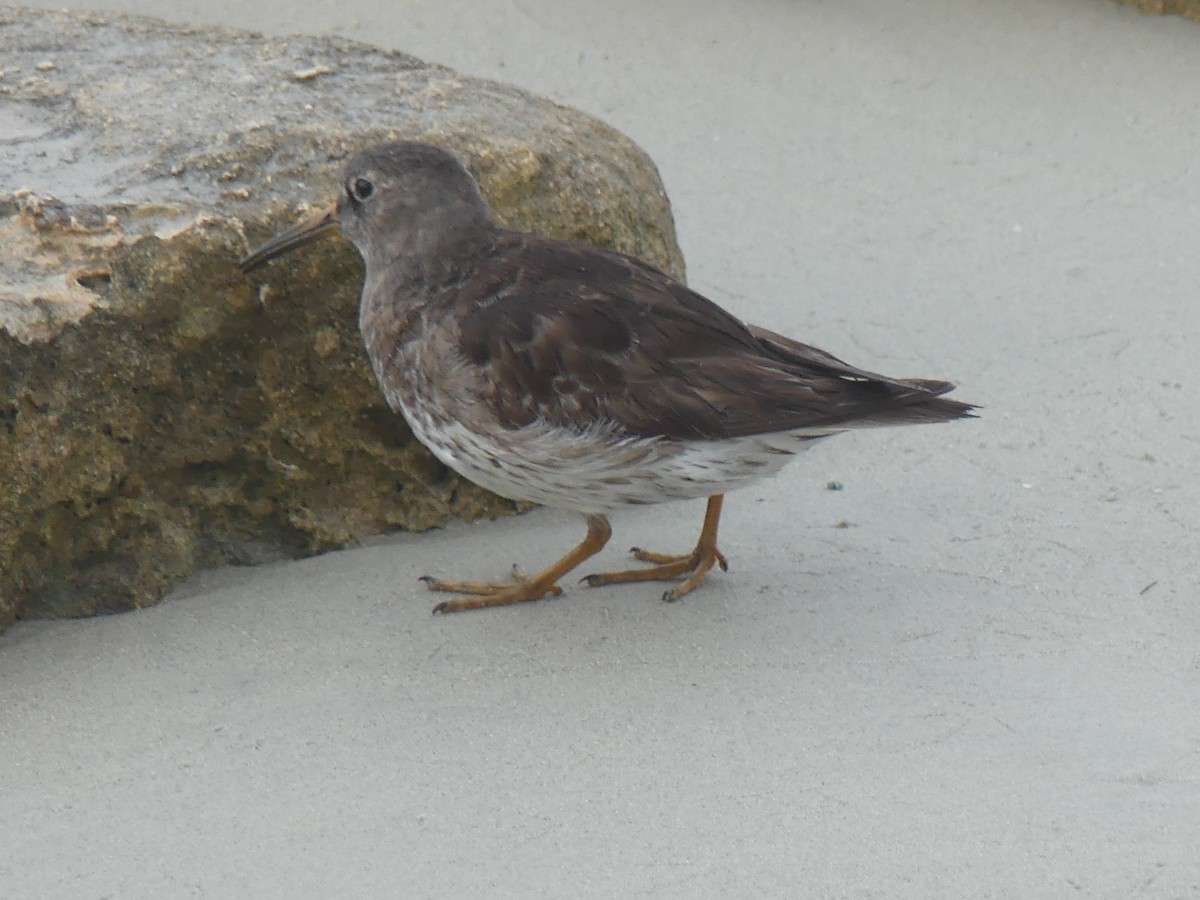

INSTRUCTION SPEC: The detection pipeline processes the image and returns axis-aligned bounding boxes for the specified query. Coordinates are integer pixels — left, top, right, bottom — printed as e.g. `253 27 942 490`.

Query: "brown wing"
454 233 975 440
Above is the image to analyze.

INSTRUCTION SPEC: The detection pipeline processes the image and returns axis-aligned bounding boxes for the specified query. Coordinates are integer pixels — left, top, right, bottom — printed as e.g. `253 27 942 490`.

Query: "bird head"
238 141 494 274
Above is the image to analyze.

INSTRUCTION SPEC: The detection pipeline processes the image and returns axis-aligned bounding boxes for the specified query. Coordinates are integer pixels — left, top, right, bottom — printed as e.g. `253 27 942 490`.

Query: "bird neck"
357 220 494 359
366 205 496 285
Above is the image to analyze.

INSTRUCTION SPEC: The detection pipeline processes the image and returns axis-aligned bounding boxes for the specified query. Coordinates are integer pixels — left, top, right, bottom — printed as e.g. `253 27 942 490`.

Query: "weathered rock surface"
0 6 685 629
1114 0 1200 22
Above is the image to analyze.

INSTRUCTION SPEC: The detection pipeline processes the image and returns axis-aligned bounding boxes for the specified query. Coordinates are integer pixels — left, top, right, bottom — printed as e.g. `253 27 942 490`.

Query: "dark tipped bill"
238 204 338 273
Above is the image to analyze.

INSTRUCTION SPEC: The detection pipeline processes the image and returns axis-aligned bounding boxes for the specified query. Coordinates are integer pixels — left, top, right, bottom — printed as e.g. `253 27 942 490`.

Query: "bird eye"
348 177 375 202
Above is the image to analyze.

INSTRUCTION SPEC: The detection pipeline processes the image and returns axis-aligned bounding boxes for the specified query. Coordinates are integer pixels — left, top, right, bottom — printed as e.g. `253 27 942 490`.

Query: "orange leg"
424 514 612 614
582 495 728 602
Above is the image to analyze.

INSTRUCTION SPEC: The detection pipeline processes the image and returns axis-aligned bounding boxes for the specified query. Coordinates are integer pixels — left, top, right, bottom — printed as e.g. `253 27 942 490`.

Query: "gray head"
238 141 496 274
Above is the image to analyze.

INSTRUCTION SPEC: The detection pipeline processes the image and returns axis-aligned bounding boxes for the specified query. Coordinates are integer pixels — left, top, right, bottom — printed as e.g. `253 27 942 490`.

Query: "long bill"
238 203 339 273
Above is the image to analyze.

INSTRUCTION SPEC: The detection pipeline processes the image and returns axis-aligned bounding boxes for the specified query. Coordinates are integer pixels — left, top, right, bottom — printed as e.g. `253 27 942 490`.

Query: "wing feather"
453 234 975 439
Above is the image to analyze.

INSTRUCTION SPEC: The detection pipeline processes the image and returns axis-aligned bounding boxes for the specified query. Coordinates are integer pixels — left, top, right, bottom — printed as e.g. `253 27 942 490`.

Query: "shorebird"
240 141 975 613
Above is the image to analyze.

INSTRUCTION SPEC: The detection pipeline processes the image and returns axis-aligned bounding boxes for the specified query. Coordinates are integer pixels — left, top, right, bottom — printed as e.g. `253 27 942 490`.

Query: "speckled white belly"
369 331 837 514
396 394 829 514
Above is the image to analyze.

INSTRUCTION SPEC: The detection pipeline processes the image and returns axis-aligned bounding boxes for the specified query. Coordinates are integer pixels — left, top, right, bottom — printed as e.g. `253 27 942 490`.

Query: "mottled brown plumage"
451 233 969 439
239 140 976 613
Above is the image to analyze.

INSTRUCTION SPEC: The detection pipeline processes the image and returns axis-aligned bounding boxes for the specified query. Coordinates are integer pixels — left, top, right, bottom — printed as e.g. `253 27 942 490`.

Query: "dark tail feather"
886 379 979 424
901 377 955 395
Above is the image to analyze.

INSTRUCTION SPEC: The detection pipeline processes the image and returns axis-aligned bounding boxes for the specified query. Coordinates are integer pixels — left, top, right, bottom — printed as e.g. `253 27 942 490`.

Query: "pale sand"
3 1 1198 896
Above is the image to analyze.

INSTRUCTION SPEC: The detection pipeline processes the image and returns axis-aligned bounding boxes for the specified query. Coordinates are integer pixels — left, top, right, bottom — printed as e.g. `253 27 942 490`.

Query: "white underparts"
398 399 834 514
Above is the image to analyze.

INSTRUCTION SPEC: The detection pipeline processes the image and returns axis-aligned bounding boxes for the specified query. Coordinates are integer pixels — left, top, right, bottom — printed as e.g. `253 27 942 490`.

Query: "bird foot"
422 514 613 615
422 565 564 614
628 546 729 571
581 543 728 603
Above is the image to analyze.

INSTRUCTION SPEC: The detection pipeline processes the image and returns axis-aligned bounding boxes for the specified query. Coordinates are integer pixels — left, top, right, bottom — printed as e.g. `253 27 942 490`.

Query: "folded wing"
454 234 976 440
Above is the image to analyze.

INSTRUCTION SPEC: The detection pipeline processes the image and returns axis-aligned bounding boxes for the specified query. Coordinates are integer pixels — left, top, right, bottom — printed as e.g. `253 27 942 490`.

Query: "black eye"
348 177 375 202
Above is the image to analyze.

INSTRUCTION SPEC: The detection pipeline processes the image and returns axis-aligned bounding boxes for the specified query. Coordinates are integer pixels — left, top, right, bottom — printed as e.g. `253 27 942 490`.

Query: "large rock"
0 6 685 629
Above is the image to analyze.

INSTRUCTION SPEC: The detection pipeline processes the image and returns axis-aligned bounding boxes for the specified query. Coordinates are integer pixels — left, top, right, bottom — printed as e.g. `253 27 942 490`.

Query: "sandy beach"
3 1 1198 896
